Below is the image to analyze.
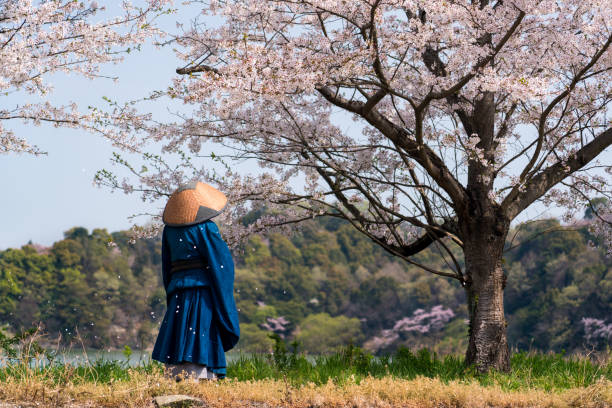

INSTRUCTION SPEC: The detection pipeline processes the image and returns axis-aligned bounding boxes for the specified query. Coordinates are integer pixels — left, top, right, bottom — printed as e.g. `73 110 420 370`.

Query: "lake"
1 349 251 367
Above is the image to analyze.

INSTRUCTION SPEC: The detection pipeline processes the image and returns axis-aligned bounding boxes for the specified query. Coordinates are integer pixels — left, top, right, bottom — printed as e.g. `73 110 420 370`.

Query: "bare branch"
504 128 612 219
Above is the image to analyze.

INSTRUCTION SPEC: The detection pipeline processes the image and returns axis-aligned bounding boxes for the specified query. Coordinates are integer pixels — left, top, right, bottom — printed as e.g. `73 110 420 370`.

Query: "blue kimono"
151 220 240 377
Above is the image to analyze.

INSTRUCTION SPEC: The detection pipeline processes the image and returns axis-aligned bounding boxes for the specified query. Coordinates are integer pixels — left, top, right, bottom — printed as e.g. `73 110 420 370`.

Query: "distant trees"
296 313 363 354
0 227 162 348
0 215 609 354
237 323 275 353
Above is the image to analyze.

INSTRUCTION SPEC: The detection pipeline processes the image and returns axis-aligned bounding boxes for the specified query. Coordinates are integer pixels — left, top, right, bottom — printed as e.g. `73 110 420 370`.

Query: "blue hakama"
152 287 227 375
151 220 240 378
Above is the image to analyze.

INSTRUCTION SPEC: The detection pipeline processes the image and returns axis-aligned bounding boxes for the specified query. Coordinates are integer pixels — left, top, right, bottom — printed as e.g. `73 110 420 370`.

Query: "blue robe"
151 220 240 377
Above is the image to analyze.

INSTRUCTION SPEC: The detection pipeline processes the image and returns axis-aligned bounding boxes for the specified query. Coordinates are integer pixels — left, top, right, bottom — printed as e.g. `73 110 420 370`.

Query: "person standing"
151 181 240 380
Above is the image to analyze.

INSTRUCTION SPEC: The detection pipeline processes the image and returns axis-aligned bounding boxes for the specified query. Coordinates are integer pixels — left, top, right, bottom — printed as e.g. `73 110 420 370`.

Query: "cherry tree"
95 0 611 372
0 0 171 155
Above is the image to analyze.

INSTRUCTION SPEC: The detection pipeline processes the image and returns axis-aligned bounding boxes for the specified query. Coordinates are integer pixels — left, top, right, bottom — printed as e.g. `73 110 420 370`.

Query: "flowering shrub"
260 316 291 339
581 317 612 346
366 305 455 352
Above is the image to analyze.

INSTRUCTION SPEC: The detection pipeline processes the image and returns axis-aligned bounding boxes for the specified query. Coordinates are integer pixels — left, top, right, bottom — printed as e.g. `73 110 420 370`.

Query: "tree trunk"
463 217 510 373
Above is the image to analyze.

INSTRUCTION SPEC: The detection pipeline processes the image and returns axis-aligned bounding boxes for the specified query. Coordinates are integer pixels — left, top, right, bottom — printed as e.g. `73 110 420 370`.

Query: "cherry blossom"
92 0 611 373
365 305 455 352
581 317 612 344
260 316 291 339
0 0 172 155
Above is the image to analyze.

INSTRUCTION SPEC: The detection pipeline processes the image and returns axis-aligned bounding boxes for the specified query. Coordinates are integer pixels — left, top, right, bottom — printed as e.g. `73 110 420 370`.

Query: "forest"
0 209 610 355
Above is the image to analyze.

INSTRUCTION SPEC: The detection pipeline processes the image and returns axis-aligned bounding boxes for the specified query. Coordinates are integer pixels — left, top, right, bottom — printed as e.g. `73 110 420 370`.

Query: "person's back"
151 182 240 381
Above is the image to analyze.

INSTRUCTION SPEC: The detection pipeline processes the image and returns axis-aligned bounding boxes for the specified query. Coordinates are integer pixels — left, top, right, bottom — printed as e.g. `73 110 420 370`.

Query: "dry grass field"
0 372 610 408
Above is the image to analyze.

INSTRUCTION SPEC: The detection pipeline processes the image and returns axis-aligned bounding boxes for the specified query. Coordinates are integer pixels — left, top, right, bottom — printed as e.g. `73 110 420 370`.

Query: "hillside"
0 215 610 354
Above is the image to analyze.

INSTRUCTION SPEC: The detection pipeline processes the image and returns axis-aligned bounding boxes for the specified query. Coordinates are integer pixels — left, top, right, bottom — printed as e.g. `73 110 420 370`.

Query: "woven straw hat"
162 181 227 226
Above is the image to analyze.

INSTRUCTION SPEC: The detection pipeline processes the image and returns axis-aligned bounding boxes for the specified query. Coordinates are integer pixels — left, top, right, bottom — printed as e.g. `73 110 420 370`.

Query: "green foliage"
296 313 363 354
243 235 271 268
504 220 611 352
236 323 274 352
269 234 302 266
267 333 304 372
0 216 609 355
122 345 133 362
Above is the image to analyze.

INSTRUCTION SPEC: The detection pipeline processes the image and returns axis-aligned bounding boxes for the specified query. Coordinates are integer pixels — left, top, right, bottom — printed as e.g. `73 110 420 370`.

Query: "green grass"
228 344 611 391
0 329 609 392
0 357 163 385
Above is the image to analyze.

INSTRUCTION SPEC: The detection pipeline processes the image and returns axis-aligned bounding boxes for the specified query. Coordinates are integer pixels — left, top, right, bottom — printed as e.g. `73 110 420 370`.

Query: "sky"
0 2 208 249
1 2 607 250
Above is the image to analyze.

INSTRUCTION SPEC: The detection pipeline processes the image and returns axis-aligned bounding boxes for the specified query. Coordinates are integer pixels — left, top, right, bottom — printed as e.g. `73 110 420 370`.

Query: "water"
57 349 155 367
1 349 247 367
61 350 248 366
3 351 359 367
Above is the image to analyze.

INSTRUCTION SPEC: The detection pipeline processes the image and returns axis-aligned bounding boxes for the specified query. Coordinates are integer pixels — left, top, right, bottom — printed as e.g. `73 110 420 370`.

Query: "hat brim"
163 205 225 227
162 181 228 226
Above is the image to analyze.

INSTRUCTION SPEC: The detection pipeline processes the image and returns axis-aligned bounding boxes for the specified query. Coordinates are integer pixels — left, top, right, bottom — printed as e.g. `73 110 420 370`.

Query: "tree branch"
317 86 468 211
391 218 460 257
516 33 612 186
419 10 525 106
504 128 612 219
176 64 219 75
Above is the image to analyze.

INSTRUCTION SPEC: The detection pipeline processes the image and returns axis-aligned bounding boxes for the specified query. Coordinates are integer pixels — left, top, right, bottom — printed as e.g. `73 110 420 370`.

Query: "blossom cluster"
86 0 610 257
260 316 291 339
365 305 455 351
0 0 172 155
581 317 612 343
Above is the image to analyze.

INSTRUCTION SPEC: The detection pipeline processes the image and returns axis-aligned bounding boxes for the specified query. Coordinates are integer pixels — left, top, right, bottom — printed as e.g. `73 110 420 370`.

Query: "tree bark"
462 213 510 373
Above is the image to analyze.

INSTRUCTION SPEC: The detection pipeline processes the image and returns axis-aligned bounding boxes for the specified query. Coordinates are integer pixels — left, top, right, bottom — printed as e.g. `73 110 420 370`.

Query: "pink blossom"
582 317 612 342
85 0 611 259
366 305 455 351
0 0 172 155
260 316 291 338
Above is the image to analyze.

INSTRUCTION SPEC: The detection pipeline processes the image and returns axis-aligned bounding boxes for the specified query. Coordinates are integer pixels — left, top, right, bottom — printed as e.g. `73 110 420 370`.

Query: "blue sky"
0 3 205 249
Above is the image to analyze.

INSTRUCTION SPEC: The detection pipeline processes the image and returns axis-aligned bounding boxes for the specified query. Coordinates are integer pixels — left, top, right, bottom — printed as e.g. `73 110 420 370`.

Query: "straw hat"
162 181 227 226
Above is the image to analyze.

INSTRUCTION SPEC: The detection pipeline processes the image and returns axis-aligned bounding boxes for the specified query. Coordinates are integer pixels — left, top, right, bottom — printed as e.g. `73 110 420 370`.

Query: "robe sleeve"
196 221 240 352
161 227 172 297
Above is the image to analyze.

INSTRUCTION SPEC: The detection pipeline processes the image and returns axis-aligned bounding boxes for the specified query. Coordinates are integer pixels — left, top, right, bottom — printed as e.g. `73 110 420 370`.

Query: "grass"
229 345 611 391
0 329 610 407
226 335 612 391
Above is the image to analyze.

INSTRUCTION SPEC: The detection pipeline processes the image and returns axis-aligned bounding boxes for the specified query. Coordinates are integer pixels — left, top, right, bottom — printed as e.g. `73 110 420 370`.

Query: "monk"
151 181 240 380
